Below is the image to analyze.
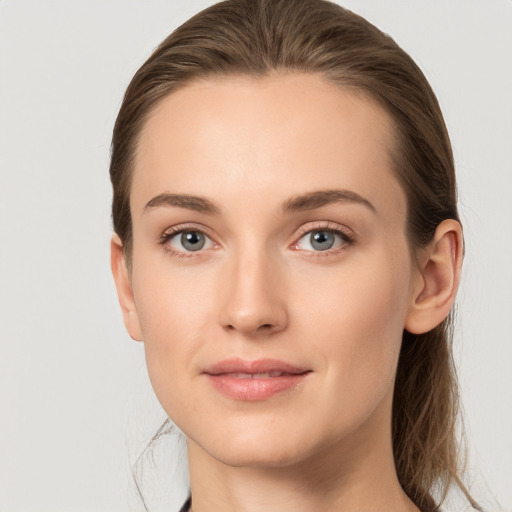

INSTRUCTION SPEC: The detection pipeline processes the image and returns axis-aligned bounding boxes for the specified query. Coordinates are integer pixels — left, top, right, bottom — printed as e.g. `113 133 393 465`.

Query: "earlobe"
405 219 463 335
110 234 143 342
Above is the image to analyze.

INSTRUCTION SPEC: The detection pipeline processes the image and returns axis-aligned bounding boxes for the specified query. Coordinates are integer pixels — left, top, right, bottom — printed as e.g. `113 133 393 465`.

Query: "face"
122 73 422 469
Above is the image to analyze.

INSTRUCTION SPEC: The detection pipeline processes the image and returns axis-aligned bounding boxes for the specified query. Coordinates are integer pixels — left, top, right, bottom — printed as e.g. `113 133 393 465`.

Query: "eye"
164 229 216 253
293 227 354 253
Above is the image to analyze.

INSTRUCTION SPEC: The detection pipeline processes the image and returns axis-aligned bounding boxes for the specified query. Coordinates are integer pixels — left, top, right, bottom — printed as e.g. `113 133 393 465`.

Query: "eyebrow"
281 189 376 215
143 189 376 216
144 193 221 215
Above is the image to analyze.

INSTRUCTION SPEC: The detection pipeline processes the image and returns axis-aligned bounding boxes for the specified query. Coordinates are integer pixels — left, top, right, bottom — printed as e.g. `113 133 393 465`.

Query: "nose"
219 249 288 337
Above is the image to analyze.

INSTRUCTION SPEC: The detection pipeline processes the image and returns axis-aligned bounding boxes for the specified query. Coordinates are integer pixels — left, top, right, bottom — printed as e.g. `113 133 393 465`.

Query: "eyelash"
159 221 355 259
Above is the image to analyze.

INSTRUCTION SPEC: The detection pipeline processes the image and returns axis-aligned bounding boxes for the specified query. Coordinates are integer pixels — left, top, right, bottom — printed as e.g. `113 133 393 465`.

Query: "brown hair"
110 1 480 510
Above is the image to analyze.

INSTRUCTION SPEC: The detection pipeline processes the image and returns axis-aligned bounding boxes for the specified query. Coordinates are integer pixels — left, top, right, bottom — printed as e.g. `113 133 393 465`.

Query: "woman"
110 0 481 510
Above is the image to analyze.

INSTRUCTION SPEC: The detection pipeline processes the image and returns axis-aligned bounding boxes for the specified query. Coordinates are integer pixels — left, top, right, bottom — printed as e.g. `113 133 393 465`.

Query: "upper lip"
204 358 310 376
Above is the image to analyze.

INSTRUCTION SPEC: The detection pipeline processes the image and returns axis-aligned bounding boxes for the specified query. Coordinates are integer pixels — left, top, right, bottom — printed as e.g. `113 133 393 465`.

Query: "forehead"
131 72 405 221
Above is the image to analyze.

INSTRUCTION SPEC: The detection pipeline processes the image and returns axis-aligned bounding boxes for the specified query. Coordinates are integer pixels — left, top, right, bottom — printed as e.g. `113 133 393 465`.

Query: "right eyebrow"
143 193 221 215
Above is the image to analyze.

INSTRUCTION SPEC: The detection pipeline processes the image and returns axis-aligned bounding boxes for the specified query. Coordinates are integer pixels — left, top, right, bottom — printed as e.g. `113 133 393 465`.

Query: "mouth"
203 358 312 401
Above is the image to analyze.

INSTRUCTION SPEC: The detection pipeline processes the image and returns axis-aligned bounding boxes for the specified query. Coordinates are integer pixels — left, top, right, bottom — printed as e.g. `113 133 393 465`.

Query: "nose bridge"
219 239 287 335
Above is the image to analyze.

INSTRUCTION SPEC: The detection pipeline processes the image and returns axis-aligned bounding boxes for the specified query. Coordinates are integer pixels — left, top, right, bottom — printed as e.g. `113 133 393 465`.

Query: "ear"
110 234 143 341
405 219 463 335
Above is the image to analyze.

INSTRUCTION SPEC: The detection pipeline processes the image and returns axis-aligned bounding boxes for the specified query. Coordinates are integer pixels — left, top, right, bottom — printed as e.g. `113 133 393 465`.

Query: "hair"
110 1 481 510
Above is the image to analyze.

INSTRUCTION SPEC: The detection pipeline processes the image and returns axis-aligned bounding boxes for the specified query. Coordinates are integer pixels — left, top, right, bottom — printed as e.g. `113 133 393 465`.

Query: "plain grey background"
0 1 511 511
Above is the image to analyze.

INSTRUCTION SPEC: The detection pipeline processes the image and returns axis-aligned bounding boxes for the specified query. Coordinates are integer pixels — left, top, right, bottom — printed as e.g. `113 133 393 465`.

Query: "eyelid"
294 221 355 239
160 222 216 241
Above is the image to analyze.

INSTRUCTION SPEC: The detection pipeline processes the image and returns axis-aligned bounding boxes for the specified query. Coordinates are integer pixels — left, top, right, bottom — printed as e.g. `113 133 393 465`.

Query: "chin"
187 417 334 470
209 441 314 469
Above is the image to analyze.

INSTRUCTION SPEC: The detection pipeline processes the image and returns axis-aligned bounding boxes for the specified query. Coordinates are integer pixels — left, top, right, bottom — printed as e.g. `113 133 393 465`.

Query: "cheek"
294 249 412 408
130 259 218 412
132 240 218 341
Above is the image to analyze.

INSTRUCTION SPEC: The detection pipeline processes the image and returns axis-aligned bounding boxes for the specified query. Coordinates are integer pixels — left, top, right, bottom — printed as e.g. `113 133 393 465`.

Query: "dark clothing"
179 496 191 512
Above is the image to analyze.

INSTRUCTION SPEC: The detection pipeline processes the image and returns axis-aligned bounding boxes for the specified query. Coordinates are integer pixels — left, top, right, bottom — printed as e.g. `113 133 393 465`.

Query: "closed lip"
203 357 311 376
203 358 312 401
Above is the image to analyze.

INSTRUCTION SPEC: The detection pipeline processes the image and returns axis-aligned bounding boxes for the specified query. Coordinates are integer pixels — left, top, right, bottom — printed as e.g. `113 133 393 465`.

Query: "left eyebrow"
281 189 377 215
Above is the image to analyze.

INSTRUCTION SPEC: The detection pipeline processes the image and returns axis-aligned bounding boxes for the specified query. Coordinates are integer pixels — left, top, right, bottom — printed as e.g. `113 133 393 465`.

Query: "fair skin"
111 73 463 512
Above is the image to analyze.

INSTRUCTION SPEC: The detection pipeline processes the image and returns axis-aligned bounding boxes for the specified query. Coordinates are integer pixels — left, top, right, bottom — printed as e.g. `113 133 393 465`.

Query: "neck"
186 395 420 512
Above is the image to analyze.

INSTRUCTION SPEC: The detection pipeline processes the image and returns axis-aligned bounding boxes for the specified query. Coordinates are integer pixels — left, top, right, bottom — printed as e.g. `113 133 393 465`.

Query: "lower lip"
206 373 310 401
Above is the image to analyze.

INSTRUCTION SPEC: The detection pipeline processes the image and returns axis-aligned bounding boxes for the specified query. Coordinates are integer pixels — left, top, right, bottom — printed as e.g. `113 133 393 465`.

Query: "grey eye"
309 231 335 251
180 231 206 251
294 228 350 253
